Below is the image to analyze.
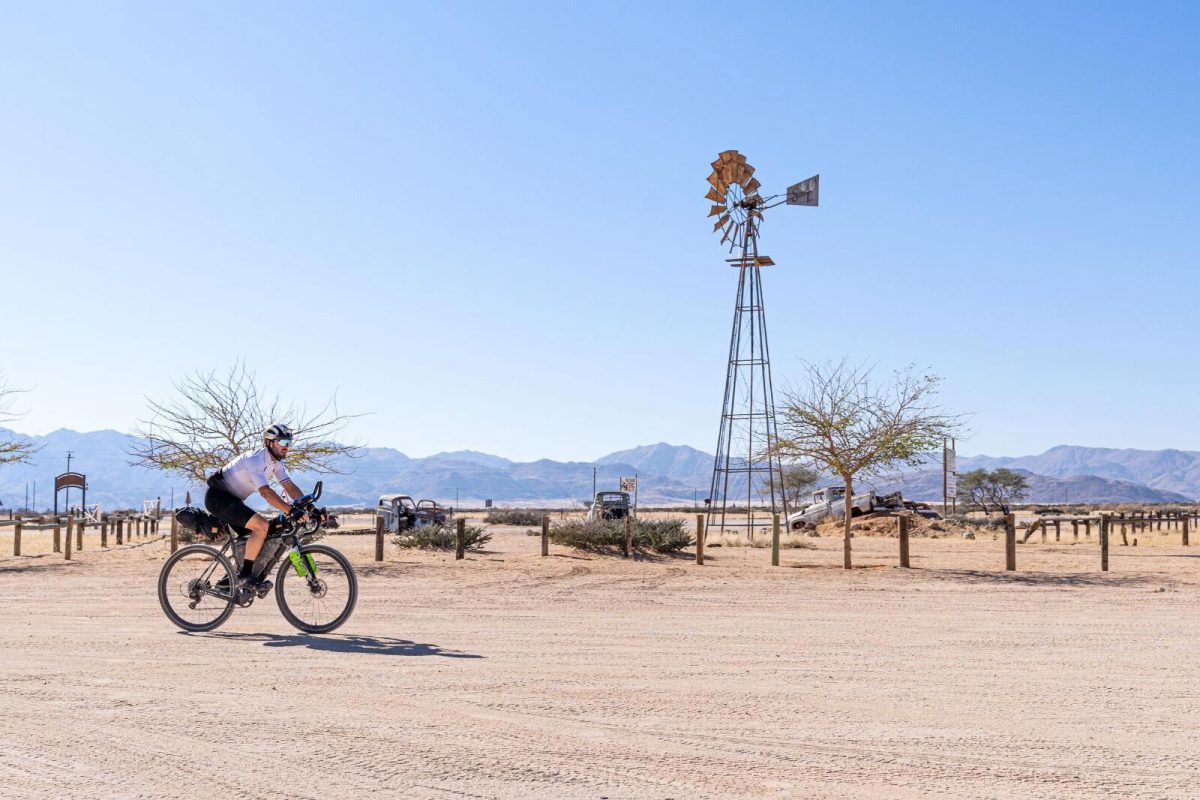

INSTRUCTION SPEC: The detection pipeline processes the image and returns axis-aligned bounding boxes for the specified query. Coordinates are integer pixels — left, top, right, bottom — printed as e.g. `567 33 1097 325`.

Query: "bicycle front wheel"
158 544 236 632
275 543 358 634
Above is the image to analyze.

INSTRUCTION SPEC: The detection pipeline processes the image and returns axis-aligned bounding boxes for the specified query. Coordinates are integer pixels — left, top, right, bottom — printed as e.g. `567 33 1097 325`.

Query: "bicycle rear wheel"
158 544 236 632
275 543 358 634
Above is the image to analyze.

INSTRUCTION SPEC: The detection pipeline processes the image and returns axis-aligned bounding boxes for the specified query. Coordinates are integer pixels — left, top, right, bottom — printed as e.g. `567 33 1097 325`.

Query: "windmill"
705 150 818 534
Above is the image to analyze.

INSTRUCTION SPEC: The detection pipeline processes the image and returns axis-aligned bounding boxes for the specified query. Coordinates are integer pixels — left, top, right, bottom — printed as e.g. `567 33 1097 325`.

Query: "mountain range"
1 428 1198 510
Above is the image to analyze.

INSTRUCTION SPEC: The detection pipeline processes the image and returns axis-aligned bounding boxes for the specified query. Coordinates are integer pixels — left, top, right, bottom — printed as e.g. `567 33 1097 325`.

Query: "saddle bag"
174 506 224 542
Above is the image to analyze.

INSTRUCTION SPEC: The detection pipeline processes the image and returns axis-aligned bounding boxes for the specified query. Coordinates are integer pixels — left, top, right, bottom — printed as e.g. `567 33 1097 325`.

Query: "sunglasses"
274 439 293 448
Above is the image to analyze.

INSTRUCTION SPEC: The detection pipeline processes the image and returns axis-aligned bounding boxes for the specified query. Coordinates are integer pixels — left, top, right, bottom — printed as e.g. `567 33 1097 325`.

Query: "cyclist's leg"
205 484 260 579
244 513 271 562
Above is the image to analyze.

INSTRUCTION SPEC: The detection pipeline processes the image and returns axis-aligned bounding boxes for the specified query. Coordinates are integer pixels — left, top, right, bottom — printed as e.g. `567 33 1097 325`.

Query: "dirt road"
2 524 1198 799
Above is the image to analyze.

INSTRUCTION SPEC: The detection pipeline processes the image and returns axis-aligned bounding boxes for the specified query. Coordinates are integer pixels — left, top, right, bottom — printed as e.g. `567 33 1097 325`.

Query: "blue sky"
1 2 1198 461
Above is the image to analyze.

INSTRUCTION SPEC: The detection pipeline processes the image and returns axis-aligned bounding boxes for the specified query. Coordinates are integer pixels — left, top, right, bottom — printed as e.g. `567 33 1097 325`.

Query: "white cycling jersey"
217 447 293 501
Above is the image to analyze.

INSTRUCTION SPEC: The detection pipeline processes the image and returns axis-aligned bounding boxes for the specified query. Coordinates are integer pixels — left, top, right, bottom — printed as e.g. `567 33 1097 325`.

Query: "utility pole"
592 466 597 498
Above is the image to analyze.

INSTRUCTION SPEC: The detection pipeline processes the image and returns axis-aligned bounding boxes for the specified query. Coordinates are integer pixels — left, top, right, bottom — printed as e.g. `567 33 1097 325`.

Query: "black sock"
239 560 255 579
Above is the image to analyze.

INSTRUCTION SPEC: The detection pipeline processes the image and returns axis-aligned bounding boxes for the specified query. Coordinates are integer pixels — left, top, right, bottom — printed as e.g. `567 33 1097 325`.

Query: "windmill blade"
705 187 725 203
720 225 731 246
744 177 761 195
719 150 738 163
713 214 730 232
707 204 726 217
707 171 724 191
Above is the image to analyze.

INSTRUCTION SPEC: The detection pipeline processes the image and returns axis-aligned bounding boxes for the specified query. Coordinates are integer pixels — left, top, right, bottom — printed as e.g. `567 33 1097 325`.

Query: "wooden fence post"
1100 515 1110 571
623 515 632 558
101 519 108 548
1184 515 1190 547
374 515 384 561
771 513 781 567
53 519 62 553
695 514 704 565
169 512 178 553
1005 513 1016 571
898 514 910 568
116 518 123 545
64 518 73 560
541 516 549 556
455 517 466 560
13 520 21 556
76 518 84 551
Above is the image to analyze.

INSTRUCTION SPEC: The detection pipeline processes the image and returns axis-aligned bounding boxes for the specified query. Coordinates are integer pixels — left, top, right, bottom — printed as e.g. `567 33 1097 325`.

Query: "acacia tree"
986 468 1029 514
957 469 992 513
128 363 363 484
774 360 960 569
957 468 1029 515
757 464 821 508
0 377 39 467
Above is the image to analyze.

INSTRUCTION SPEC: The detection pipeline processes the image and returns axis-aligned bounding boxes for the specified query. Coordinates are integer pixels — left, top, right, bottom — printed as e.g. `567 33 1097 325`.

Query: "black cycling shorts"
205 473 256 536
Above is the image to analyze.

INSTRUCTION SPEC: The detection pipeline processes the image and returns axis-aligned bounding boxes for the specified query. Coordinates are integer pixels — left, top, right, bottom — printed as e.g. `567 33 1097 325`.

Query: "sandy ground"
2 517 1200 799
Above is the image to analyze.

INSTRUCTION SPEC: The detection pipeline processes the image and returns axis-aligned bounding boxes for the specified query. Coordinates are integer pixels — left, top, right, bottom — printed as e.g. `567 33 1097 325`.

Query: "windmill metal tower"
705 150 818 533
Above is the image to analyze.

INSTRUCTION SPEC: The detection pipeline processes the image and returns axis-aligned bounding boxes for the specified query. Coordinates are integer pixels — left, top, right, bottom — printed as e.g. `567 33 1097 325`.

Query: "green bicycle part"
288 547 320 577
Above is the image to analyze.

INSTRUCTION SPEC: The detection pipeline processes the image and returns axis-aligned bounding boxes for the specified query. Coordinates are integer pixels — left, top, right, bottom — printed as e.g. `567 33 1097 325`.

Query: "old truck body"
585 491 631 523
377 495 451 533
786 486 905 530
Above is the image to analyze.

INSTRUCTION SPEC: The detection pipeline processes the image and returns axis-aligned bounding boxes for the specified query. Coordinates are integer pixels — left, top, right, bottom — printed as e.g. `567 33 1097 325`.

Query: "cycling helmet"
264 423 294 444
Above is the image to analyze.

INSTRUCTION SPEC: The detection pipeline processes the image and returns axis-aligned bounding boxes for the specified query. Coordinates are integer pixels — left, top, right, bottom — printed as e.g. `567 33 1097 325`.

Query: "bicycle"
157 481 358 634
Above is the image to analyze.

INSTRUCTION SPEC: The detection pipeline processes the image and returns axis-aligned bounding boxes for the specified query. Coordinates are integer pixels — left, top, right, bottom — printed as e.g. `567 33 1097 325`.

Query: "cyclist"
205 423 309 597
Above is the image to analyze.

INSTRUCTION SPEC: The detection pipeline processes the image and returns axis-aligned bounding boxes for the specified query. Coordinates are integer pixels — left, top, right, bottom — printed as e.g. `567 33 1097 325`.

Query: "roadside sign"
620 477 637 493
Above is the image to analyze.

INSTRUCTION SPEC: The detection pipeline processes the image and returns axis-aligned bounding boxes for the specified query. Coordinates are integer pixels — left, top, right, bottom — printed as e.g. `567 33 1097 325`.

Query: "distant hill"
955 445 1200 498
874 468 1192 505
597 443 712 480
1 431 1198 509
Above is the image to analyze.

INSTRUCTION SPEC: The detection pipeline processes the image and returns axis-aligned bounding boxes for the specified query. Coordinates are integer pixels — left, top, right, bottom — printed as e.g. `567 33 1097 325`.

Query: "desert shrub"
393 524 492 552
549 518 693 554
637 519 695 553
484 508 545 526
712 533 814 549
943 515 1007 530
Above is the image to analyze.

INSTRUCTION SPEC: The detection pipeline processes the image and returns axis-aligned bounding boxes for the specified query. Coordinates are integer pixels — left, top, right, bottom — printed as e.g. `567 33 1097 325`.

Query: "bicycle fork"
288 546 320 587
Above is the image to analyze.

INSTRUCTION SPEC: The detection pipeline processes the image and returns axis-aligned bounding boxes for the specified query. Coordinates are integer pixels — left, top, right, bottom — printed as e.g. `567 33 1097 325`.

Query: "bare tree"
0 377 39 467
129 362 364 483
774 360 960 569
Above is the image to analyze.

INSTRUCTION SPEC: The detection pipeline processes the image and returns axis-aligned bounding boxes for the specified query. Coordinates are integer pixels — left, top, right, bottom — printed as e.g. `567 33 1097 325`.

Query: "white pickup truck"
786 486 904 530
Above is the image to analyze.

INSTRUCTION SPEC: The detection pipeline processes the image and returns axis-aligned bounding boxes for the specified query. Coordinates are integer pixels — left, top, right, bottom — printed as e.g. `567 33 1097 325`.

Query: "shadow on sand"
924 568 1154 588
188 632 484 658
